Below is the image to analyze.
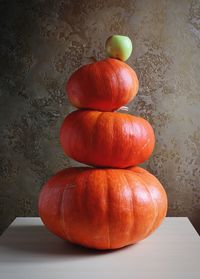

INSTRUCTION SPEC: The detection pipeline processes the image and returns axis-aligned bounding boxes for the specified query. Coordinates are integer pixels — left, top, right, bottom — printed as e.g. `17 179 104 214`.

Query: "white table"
0 217 199 279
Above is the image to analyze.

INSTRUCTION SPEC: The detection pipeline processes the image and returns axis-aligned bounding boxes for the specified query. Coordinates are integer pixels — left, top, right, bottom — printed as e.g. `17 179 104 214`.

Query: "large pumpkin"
66 58 139 111
60 110 155 168
39 166 167 250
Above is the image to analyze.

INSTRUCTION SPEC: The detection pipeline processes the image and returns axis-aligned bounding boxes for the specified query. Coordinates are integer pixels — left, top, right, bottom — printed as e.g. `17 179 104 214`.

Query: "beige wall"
0 0 200 233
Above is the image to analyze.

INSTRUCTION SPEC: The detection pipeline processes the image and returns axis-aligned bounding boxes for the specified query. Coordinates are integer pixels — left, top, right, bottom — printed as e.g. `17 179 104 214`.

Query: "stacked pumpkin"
39 35 167 250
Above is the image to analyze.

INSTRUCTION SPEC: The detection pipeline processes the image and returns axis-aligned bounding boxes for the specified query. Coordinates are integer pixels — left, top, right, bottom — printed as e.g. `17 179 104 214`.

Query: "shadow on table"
0 224 131 262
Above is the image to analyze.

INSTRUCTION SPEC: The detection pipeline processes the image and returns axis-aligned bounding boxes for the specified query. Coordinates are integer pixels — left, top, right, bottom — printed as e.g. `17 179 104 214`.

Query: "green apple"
105 35 132 61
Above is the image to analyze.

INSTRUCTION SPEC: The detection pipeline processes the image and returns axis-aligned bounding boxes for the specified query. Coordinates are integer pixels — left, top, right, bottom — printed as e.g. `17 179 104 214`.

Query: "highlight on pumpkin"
38 35 168 250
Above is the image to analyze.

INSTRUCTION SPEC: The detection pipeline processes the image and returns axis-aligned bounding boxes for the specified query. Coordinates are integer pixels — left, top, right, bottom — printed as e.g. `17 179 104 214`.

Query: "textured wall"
0 0 200 234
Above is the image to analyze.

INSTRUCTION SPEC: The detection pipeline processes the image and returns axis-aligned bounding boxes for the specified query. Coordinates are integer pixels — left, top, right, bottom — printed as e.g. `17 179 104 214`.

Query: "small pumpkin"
60 110 155 168
66 58 139 111
39 166 167 250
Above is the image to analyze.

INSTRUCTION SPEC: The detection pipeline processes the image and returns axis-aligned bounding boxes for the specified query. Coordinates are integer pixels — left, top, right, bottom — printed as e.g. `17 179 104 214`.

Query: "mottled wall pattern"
0 0 200 234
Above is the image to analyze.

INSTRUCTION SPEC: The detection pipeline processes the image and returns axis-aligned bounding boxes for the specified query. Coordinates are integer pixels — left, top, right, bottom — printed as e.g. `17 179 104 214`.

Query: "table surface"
0 217 200 279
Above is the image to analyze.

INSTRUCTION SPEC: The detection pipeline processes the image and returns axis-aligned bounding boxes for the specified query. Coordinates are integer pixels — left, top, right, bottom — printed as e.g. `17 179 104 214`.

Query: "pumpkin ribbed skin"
66 58 139 111
60 110 155 168
38 166 167 250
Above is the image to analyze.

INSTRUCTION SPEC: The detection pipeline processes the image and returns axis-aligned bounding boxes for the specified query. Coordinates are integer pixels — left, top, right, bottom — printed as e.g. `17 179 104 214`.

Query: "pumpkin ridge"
127 114 138 160
133 118 155 156
61 183 72 242
123 173 135 244
111 113 121 161
141 172 168 236
89 111 104 164
57 186 68 238
103 59 120 110
135 137 151 155
134 172 159 237
109 114 115 160
76 111 97 162
127 116 155 163
106 170 111 249
93 62 109 105
100 60 114 108
83 170 92 245
109 59 139 105
60 112 81 159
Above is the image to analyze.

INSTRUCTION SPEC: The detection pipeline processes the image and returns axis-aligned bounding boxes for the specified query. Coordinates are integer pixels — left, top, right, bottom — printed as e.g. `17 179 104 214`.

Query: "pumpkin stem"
117 106 129 112
87 56 98 63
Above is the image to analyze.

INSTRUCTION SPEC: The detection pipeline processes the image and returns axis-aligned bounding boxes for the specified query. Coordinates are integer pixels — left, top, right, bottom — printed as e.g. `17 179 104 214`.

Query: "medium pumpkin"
60 110 155 168
66 58 139 111
39 166 167 250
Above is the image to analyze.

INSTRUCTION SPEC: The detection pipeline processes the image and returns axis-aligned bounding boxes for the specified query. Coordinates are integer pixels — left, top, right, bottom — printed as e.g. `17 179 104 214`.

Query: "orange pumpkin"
38 166 167 250
60 110 155 168
66 58 139 111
